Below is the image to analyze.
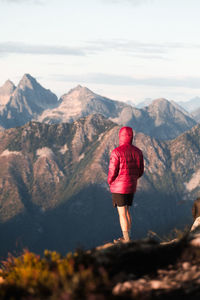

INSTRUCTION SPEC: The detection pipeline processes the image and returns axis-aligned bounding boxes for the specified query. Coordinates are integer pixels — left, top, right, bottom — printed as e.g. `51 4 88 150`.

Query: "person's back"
107 126 144 243
107 127 144 194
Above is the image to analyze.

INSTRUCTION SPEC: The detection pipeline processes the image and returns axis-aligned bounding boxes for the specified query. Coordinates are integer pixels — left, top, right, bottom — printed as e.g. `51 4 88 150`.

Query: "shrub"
0 249 110 300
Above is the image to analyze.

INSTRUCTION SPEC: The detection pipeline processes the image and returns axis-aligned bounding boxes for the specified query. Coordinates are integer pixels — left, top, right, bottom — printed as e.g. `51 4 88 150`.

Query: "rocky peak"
0 74 58 128
148 98 171 110
148 98 197 120
18 73 38 90
144 98 175 125
73 84 83 90
1 79 16 93
147 97 194 118
69 84 93 93
0 79 16 107
62 85 96 102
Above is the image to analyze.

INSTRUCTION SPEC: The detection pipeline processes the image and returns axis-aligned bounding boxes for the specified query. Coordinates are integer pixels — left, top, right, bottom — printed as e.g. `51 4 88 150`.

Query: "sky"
0 0 200 104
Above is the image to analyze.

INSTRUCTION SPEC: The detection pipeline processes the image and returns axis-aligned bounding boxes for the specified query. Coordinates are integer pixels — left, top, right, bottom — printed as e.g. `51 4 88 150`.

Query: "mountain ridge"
0 79 16 110
178 97 200 112
0 74 197 140
192 107 200 122
0 74 58 129
0 114 199 256
38 84 197 140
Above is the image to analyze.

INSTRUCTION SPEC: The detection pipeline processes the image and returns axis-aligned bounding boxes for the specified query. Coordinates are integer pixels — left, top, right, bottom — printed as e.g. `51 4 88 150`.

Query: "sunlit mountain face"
0 74 197 140
0 113 199 258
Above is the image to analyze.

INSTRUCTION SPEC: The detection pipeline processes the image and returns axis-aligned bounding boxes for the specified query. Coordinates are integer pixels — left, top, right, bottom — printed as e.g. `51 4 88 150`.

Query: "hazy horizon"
1 73 199 105
1 0 200 103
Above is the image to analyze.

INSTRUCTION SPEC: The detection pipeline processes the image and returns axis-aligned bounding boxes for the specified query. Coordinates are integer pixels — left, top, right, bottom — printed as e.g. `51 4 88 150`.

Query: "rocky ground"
91 229 200 299
1 229 200 299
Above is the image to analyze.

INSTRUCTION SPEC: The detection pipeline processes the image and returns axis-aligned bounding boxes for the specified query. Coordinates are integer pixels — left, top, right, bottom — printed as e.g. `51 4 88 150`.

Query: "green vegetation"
0 249 110 300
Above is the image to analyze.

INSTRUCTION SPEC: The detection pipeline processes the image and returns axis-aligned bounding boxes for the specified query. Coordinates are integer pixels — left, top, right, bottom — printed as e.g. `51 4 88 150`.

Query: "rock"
191 216 200 231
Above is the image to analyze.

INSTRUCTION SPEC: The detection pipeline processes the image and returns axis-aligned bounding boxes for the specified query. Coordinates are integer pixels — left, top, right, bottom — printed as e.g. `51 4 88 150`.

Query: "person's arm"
107 150 120 185
138 151 144 178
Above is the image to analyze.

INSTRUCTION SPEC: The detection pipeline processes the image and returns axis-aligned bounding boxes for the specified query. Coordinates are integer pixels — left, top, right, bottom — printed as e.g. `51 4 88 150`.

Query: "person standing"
107 126 144 243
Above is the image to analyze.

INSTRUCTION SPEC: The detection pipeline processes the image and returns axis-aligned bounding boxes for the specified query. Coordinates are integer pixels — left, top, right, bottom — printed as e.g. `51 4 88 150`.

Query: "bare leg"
126 206 132 232
117 206 129 232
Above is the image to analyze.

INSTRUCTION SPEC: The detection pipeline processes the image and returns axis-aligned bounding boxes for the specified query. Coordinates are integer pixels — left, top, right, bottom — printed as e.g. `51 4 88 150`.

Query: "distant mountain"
178 97 200 112
124 99 135 106
112 97 197 140
38 85 196 140
37 84 127 123
171 100 192 116
192 107 200 122
0 75 197 139
0 114 199 257
136 98 153 108
0 79 16 111
141 98 196 140
0 74 58 129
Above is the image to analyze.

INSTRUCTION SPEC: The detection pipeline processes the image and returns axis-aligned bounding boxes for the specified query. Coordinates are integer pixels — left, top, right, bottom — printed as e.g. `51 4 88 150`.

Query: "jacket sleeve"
138 151 144 178
107 150 120 185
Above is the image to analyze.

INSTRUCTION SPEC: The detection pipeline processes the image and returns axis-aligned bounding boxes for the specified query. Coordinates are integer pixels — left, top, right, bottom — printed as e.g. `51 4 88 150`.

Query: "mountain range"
177 97 200 122
0 114 199 257
136 97 200 115
0 74 198 140
192 107 200 122
39 86 197 140
178 97 200 112
0 74 200 257
0 74 58 129
136 98 153 108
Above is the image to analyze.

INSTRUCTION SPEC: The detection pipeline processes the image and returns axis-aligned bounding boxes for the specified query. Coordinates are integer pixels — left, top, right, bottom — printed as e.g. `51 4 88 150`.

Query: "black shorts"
112 193 134 207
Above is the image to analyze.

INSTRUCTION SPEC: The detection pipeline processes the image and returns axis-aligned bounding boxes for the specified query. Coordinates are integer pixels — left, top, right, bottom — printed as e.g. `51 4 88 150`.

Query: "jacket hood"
119 127 133 146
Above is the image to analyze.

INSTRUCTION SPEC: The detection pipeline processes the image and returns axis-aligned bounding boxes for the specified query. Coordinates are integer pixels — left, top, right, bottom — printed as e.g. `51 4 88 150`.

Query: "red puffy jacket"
107 127 144 194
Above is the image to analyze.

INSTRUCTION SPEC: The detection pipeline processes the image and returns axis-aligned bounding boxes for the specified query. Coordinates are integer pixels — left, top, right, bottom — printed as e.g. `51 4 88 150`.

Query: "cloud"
0 42 86 56
0 0 45 3
102 0 154 5
85 39 200 60
87 40 166 53
0 40 168 59
87 39 200 53
52 73 200 89
86 39 168 59
1 40 200 59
